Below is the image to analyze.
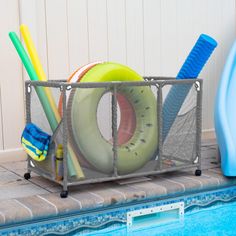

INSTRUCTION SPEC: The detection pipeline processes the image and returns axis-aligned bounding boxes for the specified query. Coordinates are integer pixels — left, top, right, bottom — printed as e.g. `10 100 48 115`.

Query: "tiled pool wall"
2 185 236 236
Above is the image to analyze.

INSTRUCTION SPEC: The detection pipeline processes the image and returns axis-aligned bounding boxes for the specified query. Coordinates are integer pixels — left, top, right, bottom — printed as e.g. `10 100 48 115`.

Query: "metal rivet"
27 85 31 93
66 85 72 90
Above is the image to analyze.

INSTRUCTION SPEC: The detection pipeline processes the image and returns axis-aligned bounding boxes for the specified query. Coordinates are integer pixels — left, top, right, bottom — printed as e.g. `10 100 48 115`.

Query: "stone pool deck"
0 138 235 228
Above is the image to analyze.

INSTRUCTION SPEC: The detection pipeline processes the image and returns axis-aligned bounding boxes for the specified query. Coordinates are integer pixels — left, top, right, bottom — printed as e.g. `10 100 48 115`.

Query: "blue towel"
21 123 51 161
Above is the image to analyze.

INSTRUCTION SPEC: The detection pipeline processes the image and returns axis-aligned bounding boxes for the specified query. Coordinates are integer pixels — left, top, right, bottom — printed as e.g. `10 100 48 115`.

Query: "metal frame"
24 77 202 196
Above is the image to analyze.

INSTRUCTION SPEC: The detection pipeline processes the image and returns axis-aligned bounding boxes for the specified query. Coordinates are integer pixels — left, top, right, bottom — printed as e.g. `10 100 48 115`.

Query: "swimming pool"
1 186 236 236
80 200 236 236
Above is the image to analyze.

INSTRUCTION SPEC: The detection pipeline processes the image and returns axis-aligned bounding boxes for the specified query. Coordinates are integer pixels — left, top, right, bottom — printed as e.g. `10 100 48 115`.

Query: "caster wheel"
24 172 31 180
60 191 68 198
195 169 202 176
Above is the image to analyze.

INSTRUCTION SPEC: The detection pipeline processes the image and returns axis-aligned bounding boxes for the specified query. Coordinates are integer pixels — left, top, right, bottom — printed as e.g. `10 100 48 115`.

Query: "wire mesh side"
161 82 198 169
66 85 113 181
26 84 61 181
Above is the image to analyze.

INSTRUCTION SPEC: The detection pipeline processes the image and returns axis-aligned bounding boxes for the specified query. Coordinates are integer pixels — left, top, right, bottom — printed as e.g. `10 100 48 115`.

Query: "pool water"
79 201 236 236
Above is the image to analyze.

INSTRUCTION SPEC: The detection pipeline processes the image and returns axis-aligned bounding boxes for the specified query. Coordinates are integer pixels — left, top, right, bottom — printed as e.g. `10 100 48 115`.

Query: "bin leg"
195 169 202 176
60 85 68 198
60 187 68 198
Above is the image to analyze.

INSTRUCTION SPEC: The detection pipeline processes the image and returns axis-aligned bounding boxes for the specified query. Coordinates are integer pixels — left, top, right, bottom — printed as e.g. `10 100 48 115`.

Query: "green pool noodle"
9 32 77 177
9 32 57 130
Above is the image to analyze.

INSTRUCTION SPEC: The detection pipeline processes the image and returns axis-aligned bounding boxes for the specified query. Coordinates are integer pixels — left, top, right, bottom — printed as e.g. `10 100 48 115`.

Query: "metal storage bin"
24 77 202 198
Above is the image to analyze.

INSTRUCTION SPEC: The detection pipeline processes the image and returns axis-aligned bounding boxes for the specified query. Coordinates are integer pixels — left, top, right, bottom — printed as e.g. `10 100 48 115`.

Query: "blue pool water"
79 201 236 236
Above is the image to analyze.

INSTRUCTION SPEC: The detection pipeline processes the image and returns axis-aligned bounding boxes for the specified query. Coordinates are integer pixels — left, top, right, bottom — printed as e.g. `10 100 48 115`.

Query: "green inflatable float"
68 62 158 175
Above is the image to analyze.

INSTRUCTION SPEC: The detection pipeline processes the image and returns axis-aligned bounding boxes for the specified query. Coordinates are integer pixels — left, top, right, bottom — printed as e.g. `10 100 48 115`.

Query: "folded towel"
21 123 51 161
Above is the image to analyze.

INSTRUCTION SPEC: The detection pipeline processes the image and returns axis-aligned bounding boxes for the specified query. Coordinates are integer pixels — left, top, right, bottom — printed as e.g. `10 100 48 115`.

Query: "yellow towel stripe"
22 143 44 161
21 137 42 155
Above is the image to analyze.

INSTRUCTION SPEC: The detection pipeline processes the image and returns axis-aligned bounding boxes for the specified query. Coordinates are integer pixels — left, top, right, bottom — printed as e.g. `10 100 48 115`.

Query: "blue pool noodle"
162 34 217 141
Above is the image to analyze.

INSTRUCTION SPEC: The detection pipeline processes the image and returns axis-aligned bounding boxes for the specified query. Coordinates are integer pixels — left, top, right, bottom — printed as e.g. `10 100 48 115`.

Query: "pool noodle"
9 32 58 130
162 34 217 141
20 24 60 121
19 25 85 178
19 26 84 179
9 32 84 178
9 32 77 177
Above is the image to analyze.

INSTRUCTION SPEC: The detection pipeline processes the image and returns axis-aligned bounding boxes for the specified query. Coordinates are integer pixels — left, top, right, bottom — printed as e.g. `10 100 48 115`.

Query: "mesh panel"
162 83 197 168
115 84 158 175
30 86 52 134
66 86 112 181
29 85 63 177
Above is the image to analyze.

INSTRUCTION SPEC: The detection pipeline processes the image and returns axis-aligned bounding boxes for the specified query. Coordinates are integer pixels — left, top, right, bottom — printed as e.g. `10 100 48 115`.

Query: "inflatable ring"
69 62 158 174
59 62 136 145
58 62 101 117
58 62 137 168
